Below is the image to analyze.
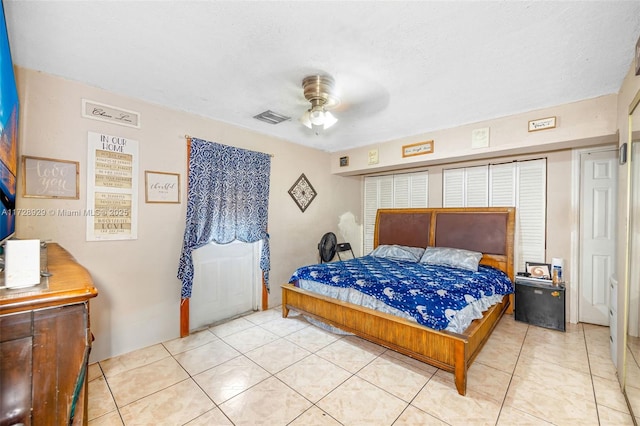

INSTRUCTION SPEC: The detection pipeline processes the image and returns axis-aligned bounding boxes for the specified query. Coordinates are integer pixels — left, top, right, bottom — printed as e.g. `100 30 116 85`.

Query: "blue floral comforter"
289 256 513 331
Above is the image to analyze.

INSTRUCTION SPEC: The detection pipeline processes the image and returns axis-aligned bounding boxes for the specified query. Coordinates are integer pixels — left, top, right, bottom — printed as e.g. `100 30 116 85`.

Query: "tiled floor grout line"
491 322 529 426
583 325 603 425
89 312 630 425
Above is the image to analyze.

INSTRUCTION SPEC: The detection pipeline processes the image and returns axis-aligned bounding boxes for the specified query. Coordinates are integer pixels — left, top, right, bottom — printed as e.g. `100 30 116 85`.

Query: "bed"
281 207 515 396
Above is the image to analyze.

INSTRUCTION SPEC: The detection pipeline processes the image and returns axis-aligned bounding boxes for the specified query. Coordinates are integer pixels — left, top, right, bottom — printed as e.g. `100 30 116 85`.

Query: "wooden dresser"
0 243 98 425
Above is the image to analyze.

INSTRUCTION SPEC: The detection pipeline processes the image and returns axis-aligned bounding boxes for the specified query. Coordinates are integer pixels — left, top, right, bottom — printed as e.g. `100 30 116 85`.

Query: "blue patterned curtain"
178 138 271 298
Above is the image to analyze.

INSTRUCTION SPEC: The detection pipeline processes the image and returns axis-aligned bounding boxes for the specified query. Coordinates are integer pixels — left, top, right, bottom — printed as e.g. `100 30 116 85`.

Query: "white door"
190 241 261 330
579 150 618 325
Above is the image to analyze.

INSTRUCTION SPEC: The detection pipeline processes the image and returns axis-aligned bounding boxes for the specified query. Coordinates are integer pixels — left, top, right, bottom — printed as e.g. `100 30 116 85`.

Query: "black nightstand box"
515 278 566 331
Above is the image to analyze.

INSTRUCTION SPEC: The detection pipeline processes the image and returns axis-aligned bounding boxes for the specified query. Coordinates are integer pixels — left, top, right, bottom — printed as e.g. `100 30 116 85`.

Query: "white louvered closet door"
363 172 428 254
489 162 516 207
443 168 464 207
394 174 410 207
363 175 393 254
488 159 546 270
465 166 489 207
395 172 429 208
443 166 488 207
516 159 547 269
443 159 547 272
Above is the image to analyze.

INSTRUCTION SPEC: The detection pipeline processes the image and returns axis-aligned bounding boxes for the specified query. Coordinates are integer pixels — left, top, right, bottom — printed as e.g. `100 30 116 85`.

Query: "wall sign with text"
22 156 79 199
145 171 180 203
402 140 434 157
528 116 556 132
86 131 139 241
82 99 141 128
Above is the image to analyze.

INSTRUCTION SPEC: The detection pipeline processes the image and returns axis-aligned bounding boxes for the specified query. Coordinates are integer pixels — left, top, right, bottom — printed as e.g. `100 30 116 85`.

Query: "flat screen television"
0 2 18 244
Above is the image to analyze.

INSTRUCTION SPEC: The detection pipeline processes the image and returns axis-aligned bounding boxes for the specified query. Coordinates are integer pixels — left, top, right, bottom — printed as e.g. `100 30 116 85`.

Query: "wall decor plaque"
402 140 434 157
528 116 556 132
288 173 317 212
22 155 79 199
145 171 180 203
82 99 141 128
86 131 139 241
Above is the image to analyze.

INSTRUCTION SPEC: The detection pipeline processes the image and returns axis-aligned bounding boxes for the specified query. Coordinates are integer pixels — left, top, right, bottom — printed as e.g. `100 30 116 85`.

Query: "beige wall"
331 95 617 176
14 67 362 362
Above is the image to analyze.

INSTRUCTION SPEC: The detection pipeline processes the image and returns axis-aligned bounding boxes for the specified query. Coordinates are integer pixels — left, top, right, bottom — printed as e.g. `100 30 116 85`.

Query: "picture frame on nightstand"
525 261 552 279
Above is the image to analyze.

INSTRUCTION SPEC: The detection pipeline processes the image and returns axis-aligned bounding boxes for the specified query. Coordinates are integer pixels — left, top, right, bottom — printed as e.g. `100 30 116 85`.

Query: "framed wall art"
288 173 317 212
528 116 556 132
82 99 141 128
402 140 434 157
145 171 180 203
86 131 139 241
22 155 79 199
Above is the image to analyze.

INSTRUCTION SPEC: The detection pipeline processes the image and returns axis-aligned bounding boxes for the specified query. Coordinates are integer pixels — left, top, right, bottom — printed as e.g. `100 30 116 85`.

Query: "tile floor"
87 307 634 425
625 334 640 422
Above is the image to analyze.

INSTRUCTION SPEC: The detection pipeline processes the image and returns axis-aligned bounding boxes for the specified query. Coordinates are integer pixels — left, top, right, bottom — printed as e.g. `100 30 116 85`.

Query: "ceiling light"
301 75 340 135
301 108 338 135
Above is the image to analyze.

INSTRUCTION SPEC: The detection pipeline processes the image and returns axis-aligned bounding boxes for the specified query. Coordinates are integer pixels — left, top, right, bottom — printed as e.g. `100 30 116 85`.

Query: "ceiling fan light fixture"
301 74 340 135
302 107 338 135
300 110 312 129
323 110 338 129
309 105 326 126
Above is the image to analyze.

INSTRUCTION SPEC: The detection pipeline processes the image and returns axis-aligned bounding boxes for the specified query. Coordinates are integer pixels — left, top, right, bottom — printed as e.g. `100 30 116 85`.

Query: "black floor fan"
318 232 337 263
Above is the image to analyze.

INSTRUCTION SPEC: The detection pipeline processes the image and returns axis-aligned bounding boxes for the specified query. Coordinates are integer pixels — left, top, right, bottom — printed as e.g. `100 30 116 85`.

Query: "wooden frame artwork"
282 206 515 396
22 155 79 199
528 116 556 132
402 140 434 157
144 171 180 203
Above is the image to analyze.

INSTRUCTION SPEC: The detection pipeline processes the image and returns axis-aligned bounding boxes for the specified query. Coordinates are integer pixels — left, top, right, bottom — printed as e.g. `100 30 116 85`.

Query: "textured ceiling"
4 1 640 152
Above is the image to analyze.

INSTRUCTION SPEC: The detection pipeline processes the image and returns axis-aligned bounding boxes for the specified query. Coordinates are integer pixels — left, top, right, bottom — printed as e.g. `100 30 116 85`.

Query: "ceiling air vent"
253 110 291 125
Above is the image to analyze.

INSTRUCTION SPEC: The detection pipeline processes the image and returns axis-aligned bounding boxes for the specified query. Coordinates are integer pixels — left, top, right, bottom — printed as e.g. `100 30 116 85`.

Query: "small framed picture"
525 261 552 279
339 156 349 167
22 155 79 199
145 171 180 203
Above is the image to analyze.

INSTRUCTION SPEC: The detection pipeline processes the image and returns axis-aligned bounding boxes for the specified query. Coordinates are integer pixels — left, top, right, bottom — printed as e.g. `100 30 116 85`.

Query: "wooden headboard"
374 207 515 281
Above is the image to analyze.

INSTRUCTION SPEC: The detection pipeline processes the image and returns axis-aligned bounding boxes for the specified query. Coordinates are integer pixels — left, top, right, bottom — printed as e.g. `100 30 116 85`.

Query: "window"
363 171 428 254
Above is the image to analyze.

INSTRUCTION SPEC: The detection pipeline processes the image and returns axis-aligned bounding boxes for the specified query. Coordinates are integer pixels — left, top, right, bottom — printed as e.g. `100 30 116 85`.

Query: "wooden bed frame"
281 207 515 396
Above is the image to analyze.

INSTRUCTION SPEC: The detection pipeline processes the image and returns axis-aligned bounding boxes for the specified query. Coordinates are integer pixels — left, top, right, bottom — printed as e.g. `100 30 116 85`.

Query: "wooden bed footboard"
281 283 510 396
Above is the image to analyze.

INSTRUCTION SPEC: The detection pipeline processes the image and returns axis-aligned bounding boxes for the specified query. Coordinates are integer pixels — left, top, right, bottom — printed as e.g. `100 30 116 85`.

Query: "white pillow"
370 245 425 262
419 246 483 271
